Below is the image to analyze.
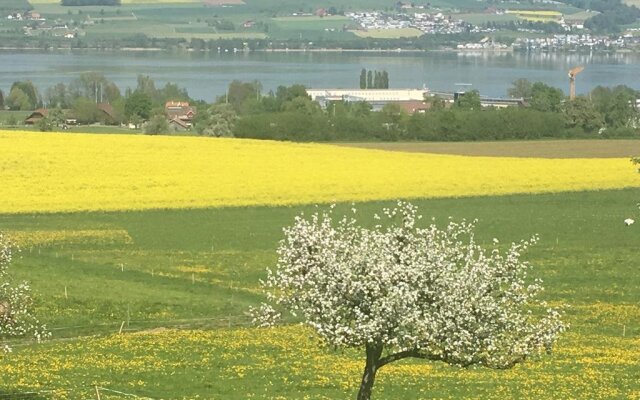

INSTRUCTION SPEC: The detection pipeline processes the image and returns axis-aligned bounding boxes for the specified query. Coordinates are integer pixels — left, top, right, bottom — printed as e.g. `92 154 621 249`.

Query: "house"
165 101 196 127
395 100 431 114
396 1 414 9
168 117 190 132
64 117 77 126
315 8 328 17
96 103 119 125
24 109 48 125
26 12 45 21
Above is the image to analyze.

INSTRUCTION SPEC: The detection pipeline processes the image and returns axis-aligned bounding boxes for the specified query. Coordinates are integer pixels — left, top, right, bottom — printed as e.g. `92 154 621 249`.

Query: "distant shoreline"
0 46 637 55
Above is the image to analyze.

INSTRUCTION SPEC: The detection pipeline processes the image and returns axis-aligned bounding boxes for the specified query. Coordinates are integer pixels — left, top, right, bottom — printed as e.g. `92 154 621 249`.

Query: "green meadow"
0 188 638 398
20 0 595 44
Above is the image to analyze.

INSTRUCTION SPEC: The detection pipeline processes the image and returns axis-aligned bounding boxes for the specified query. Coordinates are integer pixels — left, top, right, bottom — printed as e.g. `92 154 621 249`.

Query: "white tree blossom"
255 202 566 400
0 233 49 351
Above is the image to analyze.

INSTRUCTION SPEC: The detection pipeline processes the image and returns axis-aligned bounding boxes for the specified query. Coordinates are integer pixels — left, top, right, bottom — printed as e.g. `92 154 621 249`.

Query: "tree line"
359 69 389 89
0 73 198 132
61 0 121 5
2 76 638 140
228 79 640 142
559 0 640 33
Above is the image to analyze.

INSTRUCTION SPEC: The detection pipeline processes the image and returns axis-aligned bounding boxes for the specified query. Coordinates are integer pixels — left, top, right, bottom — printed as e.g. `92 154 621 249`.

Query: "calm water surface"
0 50 638 101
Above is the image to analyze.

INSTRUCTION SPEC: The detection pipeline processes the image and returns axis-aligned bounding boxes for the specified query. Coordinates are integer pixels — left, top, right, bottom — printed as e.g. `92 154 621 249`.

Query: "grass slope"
343 139 640 158
0 0 30 10
352 27 424 38
0 189 639 398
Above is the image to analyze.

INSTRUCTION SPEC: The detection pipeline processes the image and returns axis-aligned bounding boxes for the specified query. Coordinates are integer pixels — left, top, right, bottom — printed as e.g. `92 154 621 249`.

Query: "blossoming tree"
255 202 566 400
0 233 48 351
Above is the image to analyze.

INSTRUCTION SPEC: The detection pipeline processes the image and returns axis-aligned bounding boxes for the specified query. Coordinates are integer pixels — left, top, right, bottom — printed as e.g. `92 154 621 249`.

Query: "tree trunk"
357 343 383 400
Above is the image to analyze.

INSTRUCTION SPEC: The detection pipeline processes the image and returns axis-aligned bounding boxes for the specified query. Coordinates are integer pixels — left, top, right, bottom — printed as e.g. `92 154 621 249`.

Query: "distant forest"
0 0 31 11
559 0 640 32
61 0 121 5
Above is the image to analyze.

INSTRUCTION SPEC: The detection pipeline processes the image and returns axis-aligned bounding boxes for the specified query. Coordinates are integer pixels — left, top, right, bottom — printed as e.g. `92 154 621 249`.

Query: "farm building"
96 103 119 125
165 101 196 128
24 109 48 125
395 100 432 113
168 117 190 132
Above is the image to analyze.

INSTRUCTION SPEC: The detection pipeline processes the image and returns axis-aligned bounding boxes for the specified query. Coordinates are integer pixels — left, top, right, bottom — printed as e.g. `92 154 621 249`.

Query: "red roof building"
165 101 196 127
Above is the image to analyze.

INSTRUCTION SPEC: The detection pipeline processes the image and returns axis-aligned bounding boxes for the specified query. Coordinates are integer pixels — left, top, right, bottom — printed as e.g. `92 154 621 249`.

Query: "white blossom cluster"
256 202 566 369
0 233 49 350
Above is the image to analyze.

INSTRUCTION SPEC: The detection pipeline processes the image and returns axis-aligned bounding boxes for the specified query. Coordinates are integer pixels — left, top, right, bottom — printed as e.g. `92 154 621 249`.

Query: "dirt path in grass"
339 140 640 158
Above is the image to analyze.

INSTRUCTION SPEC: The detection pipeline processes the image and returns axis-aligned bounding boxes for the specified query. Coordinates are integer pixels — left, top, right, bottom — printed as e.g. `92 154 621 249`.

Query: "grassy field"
267 15 356 41
352 28 424 39
29 1 265 41
343 139 640 158
22 0 594 44
0 189 639 398
85 22 266 40
29 0 206 3
457 12 518 25
2 131 640 213
565 10 600 21
0 110 30 126
0 132 639 398
0 0 30 9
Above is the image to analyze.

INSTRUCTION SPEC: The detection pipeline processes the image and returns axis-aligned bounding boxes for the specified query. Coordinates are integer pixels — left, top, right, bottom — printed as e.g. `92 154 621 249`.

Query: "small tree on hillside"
456 89 481 110
381 70 389 89
10 81 39 110
196 103 238 137
124 90 152 121
253 202 566 400
144 114 170 135
36 116 53 132
6 88 32 111
508 78 533 99
49 106 66 128
0 233 49 350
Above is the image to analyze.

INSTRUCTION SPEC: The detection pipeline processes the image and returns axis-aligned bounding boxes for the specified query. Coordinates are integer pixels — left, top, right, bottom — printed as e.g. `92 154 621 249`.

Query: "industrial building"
307 88 430 111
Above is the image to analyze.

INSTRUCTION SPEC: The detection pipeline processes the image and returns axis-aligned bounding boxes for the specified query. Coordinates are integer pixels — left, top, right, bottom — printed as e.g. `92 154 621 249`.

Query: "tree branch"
376 349 442 369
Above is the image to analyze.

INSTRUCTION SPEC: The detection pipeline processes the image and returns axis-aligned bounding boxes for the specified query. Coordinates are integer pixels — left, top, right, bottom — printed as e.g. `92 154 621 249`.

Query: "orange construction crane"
568 66 584 100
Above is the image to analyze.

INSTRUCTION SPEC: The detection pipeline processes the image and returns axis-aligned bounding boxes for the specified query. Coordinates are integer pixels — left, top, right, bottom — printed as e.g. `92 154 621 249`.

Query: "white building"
307 88 431 111
307 88 429 103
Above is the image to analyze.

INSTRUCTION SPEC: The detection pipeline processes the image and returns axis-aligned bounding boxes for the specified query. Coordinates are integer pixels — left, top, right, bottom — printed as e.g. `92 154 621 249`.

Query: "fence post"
94 386 101 400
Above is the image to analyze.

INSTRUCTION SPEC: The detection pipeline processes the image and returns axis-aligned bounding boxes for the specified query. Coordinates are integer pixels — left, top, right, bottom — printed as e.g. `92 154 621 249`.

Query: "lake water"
1 50 639 101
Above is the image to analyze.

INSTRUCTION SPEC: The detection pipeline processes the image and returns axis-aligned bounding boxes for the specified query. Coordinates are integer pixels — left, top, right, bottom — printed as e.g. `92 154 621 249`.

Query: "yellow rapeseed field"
1 130 638 214
5 229 133 247
506 10 563 16
506 10 563 21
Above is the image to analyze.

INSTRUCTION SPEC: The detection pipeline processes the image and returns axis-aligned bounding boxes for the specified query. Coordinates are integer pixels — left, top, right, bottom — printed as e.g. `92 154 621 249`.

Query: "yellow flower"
1 130 638 214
